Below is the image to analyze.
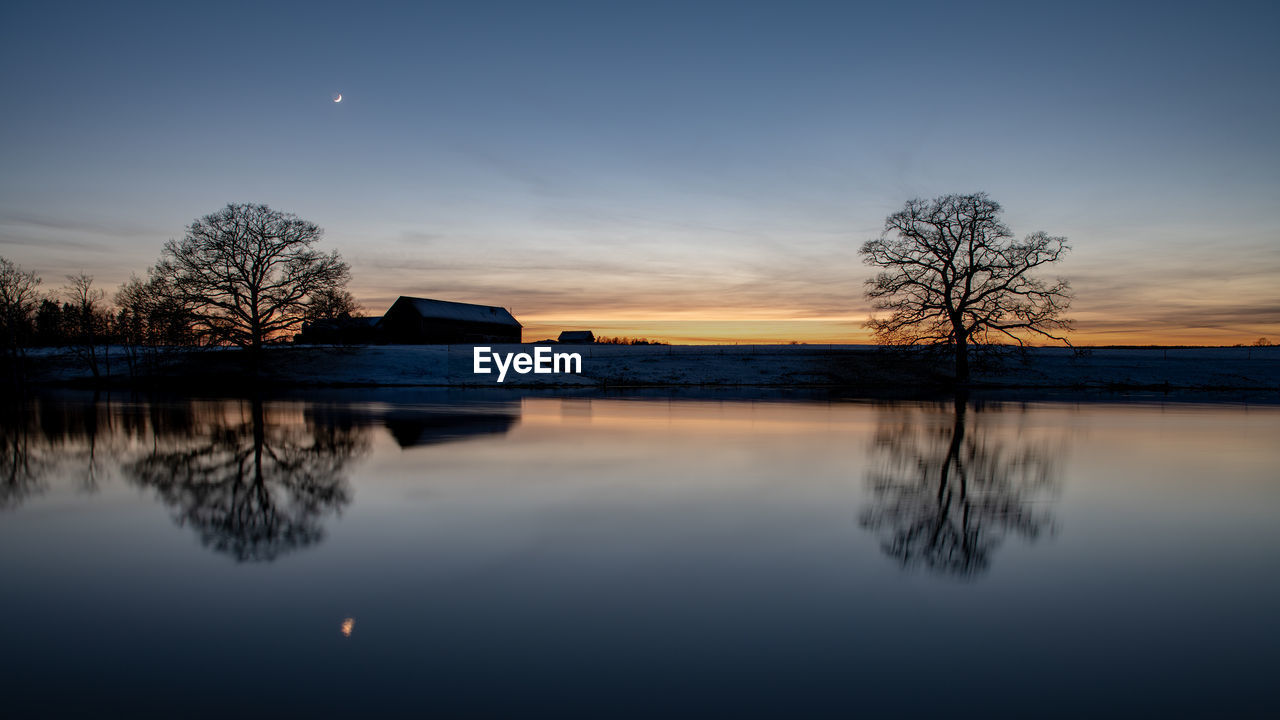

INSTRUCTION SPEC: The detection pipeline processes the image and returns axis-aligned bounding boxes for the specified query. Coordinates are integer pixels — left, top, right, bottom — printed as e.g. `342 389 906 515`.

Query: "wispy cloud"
0 233 105 251
0 210 161 239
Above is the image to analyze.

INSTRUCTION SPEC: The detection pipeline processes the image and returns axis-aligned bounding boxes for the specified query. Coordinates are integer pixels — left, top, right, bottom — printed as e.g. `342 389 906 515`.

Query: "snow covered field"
23 343 1280 392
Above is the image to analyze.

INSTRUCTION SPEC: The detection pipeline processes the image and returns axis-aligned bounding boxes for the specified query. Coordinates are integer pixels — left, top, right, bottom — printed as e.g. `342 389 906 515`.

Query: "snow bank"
22 343 1280 391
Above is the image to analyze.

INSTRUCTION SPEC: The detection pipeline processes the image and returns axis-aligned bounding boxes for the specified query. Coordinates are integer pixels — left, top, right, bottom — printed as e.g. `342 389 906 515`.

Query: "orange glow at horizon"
519 317 870 345
352 290 1279 347
515 317 1278 347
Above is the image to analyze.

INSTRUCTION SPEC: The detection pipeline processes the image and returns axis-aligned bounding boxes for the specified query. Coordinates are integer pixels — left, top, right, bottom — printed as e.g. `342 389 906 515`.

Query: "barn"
381 296 522 344
557 330 595 344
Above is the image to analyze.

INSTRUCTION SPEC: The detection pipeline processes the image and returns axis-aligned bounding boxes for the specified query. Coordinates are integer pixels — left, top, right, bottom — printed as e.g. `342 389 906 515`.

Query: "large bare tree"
860 193 1071 382
155 203 350 351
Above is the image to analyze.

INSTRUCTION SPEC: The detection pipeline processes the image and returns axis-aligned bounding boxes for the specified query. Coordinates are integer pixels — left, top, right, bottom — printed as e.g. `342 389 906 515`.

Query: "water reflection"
859 395 1062 577
126 399 366 562
0 394 523 561
382 405 519 448
5 392 1069 575
1 404 49 509
5 394 1280 716
2 397 119 508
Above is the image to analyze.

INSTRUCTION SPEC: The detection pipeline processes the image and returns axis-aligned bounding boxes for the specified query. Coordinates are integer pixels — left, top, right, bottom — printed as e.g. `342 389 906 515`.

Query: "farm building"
296 316 383 345
557 330 595 344
381 296 522 344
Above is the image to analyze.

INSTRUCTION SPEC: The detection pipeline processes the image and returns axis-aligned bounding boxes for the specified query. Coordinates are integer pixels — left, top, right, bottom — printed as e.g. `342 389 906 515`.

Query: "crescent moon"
333 93 342 103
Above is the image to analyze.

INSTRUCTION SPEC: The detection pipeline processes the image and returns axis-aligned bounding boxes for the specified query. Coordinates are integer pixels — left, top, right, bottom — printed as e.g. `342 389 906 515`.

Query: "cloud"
0 210 160 239
0 234 105 251
350 231 874 322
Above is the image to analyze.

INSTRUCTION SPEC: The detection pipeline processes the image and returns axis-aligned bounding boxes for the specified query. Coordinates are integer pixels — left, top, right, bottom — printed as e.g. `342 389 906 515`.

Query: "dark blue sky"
2 0 1277 342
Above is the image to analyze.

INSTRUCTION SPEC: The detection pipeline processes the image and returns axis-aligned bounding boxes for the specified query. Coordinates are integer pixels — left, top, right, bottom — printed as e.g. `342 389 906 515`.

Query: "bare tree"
302 287 362 323
0 257 41 361
115 272 197 375
154 203 350 351
860 193 1072 382
63 273 110 380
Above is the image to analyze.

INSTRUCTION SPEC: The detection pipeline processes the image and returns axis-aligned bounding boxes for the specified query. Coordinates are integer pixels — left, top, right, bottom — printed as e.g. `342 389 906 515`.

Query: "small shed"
557 330 595 344
382 296 522 344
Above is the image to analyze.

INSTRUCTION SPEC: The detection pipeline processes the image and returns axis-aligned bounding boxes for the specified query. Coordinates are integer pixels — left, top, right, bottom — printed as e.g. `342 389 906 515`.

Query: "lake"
2 391 1278 717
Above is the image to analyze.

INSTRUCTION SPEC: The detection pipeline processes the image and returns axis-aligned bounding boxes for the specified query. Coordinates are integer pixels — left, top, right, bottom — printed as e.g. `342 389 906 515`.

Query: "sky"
1 0 1277 344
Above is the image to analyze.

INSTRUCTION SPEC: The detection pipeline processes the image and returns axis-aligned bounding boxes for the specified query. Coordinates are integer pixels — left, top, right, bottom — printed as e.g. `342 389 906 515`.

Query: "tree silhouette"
127 398 368 561
860 193 1072 382
114 273 197 376
62 273 110 380
302 287 362 323
0 257 41 386
859 397 1060 577
153 203 350 351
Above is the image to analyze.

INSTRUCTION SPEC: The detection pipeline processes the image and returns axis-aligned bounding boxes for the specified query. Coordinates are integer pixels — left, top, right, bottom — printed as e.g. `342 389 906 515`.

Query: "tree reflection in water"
859 395 1062 578
0 402 48 510
1 396 116 509
2 394 520 560
127 399 368 562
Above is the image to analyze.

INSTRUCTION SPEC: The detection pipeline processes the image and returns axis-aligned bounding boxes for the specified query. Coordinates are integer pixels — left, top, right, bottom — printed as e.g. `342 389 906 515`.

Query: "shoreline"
14 343 1280 399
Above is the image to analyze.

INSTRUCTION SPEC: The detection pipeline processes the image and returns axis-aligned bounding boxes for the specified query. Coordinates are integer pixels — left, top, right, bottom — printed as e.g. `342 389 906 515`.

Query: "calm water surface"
2 392 1278 717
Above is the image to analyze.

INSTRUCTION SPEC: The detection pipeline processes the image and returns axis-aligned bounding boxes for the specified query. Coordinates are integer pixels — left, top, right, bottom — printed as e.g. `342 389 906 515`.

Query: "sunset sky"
2 0 1277 344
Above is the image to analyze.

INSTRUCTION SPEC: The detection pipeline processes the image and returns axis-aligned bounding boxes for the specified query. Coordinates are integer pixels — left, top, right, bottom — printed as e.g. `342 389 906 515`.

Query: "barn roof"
392 296 522 328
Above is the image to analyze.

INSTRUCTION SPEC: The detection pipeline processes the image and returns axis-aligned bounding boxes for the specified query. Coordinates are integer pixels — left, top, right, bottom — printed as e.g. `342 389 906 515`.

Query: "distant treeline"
1 203 362 389
24 289 194 348
595 336 670 345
